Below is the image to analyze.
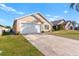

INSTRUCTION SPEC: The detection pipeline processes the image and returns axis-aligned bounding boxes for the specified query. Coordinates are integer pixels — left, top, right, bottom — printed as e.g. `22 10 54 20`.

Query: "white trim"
20 23 41 34
15 12 41 20
65 22 74 30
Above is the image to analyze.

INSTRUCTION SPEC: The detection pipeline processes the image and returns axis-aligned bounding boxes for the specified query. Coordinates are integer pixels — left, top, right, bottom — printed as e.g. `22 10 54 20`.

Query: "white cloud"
0 4 24 15
46 14 54 21
46 14 64 21
0 19 6 23
64 10 68 14
53 16 61 18
49 18 54 21
46 14 51 17
50 16 64 20
48 16 64 21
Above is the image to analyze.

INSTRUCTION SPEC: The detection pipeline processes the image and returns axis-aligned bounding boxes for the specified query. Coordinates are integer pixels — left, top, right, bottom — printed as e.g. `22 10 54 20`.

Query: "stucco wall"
16 16 41 33
13 14 52 33
35 14 52 32
65 22 74 30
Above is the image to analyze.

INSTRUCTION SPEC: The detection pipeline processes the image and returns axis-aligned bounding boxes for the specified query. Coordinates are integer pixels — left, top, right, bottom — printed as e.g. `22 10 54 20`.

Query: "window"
45 25 49 30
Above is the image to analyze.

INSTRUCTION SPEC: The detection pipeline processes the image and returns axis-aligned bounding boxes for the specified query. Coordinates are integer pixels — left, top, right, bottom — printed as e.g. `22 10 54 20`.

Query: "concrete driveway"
23 34 79 56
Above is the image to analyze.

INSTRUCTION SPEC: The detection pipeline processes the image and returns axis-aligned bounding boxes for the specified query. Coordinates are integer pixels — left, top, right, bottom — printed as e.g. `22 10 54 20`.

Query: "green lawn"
47 30 79 40
0 35 43 56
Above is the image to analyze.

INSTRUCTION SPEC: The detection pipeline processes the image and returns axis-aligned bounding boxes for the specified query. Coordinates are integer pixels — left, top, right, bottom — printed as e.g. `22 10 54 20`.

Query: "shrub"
16 32 20 35
41 31 44 33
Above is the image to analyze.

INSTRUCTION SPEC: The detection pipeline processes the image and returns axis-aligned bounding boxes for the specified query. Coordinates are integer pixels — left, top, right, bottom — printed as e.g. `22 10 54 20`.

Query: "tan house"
51 19 65 31
12 13 52 34
65 21 74 30
51 20 74 31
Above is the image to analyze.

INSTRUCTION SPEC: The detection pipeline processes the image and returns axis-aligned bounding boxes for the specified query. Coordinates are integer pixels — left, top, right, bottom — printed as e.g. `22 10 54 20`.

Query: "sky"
0 3 79 26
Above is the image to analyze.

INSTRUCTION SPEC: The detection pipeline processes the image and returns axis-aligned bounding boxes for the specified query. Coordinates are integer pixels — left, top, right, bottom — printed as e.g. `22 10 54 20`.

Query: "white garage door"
20 23 41 34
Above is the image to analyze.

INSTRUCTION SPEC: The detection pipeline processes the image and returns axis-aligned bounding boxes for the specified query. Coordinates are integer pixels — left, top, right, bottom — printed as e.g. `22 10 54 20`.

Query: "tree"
70 3 79 27
77 23 79 27
70 3 79 12
72 21 77 27
5 26 11 28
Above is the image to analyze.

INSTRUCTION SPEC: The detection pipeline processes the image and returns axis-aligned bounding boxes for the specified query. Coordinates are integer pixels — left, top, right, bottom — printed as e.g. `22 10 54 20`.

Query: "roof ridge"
15 12 41 20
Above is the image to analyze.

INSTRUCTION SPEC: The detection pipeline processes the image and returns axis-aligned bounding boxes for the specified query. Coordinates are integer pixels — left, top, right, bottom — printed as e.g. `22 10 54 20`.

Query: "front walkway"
24 34 79 56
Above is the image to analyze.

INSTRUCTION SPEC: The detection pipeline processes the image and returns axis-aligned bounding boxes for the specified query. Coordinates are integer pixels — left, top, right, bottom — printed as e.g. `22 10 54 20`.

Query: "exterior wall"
15 16 42 33
13 13 52 33
58 21 65 25
12 20 18 33
65 22 74 30
58 21 65 30
34 14 52 32
0 27 5 30
41 23 52 32
0 27 10 32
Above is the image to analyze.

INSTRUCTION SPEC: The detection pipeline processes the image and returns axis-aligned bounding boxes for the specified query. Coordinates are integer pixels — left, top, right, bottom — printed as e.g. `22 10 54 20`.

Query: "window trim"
45 25 49 30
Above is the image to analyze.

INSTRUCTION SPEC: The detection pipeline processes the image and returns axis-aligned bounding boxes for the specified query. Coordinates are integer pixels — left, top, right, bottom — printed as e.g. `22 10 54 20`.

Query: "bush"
16 32 20 35
41 31 44 33
2 31 11 35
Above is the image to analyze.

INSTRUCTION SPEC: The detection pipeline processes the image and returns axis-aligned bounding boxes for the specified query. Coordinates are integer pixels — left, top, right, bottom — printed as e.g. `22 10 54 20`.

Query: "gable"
0 26 8 30
15 13 51 26
31 15 44 24
34 13 51 25
65 22 74 27
17 15 42 24
58 20 65 25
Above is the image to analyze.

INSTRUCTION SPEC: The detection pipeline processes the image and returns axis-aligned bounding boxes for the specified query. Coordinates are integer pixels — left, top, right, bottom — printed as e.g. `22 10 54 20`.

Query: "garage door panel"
20 23 41 34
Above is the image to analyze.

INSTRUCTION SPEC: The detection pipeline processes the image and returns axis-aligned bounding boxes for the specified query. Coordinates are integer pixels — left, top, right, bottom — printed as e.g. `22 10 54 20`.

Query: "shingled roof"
51 19 65 26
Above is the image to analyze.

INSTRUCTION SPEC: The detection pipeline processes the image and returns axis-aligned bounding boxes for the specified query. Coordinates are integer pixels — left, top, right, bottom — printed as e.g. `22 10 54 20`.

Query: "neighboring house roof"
13 12 52 25
0 26 9 30
65 21 72 24
0 25 10 29
51 19 65 26
65 21 74 27
51 19 74 26
64 21 75 30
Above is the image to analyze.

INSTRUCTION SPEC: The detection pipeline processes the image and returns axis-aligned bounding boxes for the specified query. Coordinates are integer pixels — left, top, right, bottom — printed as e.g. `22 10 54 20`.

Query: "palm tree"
70 3 79 12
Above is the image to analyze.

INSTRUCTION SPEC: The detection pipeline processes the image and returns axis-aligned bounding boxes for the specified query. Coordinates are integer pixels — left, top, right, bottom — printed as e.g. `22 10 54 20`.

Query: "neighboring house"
0 25 10 32
51 20 74 31
65 21 74 30
51 19 65 31
12 13 52 34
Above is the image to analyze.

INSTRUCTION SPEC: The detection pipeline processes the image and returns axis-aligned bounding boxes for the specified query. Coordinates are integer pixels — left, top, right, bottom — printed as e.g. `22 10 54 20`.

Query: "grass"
46 30 79 40
0 34 43 56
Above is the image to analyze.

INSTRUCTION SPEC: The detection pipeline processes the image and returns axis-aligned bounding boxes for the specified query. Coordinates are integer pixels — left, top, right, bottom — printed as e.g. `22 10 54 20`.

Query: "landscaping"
0 34 43 56
46 30 79 40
